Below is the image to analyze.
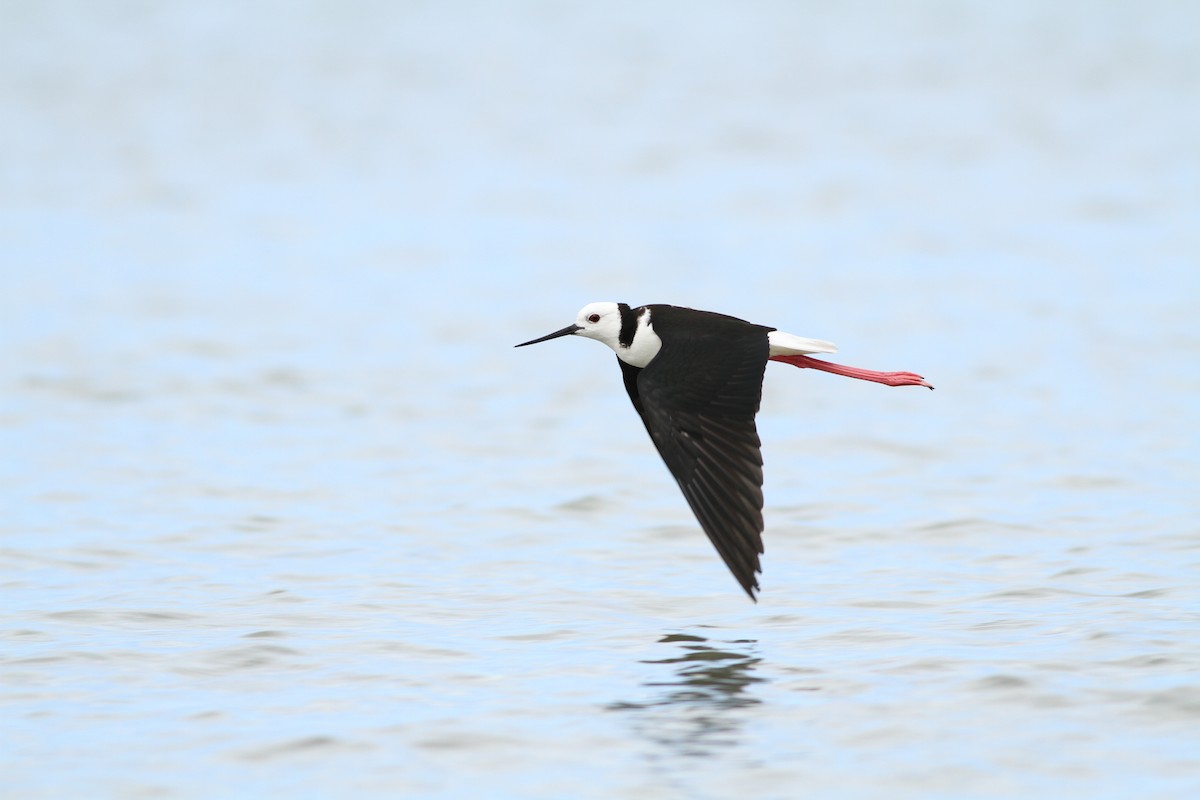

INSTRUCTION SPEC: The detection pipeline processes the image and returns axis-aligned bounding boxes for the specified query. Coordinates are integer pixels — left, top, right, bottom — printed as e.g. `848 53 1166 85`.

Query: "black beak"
514 324 582 348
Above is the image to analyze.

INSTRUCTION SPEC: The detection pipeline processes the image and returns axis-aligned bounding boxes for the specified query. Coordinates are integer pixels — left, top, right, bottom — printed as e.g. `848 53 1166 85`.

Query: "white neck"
616 309 662 368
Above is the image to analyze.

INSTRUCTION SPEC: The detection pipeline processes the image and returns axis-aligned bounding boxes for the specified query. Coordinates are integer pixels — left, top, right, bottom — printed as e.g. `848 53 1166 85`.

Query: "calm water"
3 3 1199 798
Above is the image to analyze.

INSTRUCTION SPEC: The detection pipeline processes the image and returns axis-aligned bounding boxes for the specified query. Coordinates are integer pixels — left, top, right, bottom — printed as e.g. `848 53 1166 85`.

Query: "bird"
515 302 932 600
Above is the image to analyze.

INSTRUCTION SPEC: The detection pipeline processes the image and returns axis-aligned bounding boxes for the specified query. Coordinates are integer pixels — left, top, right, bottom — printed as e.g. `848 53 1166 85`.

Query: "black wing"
618 311 771 599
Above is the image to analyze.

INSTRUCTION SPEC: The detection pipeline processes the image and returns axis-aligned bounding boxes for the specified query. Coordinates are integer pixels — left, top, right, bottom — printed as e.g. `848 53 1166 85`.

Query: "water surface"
3 3 1198 798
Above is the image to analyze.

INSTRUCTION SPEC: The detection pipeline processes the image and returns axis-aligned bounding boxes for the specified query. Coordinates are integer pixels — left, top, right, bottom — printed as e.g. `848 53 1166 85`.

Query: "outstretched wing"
619 317 771 599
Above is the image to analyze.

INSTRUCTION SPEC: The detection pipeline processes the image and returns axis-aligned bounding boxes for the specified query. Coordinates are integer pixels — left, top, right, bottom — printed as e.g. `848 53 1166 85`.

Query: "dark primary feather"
618 305 773 599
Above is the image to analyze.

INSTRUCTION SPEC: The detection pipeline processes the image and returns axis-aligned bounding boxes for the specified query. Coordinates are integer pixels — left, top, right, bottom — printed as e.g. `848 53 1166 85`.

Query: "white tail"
767 330 838 356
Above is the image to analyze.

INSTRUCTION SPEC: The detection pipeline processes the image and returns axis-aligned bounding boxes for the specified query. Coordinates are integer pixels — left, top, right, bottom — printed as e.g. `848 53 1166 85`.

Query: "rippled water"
4 3 1199 798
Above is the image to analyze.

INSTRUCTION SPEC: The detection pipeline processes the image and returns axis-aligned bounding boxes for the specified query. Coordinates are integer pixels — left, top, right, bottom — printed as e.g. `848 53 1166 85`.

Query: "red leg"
770 354 933 389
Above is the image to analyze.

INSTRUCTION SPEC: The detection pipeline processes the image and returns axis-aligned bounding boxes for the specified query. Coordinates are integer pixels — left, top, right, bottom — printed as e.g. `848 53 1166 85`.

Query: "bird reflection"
608 632 765 758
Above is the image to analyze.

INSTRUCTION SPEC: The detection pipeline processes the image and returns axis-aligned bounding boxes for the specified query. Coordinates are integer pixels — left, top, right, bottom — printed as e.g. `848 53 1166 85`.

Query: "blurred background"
3 2 1198 798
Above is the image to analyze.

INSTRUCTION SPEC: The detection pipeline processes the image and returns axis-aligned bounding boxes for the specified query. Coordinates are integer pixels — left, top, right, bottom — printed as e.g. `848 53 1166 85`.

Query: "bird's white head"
514 301 624 351
514 301 661 366
572 301 623 349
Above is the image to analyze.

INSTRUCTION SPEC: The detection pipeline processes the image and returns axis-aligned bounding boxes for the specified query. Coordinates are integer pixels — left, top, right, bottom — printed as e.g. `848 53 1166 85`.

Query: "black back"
619 305 773 599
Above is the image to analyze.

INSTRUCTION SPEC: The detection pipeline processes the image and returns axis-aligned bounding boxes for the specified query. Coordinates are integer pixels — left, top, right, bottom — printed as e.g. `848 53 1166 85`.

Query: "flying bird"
516 302 932 600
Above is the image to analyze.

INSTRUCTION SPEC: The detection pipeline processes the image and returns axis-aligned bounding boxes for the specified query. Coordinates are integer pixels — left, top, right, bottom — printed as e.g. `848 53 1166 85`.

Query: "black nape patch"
617 303 639 349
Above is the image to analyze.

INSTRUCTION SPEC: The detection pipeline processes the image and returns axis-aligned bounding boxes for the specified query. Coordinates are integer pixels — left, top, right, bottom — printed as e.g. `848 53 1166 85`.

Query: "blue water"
3 3 1199 798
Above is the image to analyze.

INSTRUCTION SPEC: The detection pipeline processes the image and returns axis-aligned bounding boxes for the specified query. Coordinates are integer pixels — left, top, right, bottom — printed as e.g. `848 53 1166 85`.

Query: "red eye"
588 314 601 323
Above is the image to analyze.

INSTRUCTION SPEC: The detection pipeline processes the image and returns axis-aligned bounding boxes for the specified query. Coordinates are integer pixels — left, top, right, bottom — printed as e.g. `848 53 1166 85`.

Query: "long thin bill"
514 324 582 348
770 354 934 389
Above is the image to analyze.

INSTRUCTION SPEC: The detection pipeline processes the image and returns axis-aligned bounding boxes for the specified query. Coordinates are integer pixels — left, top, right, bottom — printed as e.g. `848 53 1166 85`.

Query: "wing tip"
735 567 762 602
